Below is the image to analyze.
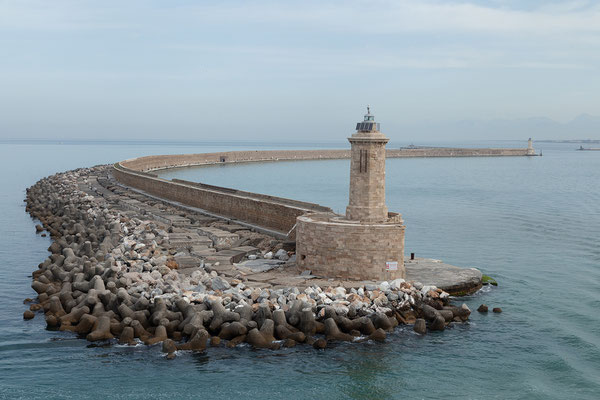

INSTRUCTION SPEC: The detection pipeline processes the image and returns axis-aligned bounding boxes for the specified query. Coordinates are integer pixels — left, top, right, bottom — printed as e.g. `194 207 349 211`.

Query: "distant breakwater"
114 147 532 236
119 147 533 173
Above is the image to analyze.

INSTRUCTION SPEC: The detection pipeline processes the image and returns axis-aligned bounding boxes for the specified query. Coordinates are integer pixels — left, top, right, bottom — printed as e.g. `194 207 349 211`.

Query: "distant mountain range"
394 114 600 141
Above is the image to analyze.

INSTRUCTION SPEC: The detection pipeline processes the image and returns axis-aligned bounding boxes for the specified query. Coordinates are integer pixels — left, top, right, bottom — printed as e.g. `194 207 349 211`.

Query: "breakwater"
114 147 532 235
23 165 474 355
119 147 532 172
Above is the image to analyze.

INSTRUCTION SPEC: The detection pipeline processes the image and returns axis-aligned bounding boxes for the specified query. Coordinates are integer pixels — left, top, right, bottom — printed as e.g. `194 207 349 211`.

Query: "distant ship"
577 145 600 151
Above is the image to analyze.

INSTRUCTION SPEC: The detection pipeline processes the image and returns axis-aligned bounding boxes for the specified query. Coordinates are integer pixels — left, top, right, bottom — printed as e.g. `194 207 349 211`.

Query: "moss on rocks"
482 275 498 286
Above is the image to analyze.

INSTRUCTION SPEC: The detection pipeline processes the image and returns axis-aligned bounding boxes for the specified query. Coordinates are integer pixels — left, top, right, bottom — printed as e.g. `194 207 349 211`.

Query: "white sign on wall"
386 261 398 271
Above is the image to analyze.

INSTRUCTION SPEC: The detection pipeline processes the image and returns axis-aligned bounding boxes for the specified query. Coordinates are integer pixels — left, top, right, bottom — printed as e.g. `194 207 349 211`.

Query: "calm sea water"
1 140 599 399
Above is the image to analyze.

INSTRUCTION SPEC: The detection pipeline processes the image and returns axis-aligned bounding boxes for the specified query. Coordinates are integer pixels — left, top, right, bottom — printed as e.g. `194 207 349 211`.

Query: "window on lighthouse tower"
359 149 368 173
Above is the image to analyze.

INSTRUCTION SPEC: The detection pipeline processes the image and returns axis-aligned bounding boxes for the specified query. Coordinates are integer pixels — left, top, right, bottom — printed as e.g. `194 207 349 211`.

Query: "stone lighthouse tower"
295 106 406 281
346 106 389 222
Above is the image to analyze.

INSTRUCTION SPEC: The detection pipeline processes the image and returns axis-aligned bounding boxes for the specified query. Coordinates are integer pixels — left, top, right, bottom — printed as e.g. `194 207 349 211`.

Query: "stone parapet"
113 163 330 235
119 147 533 173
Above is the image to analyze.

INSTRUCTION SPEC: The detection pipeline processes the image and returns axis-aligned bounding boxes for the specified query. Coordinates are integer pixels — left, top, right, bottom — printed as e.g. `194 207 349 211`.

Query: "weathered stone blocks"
296 213 405 281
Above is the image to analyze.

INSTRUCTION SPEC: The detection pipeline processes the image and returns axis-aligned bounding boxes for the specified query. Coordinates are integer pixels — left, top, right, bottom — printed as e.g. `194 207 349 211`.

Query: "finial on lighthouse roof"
356 105 379 132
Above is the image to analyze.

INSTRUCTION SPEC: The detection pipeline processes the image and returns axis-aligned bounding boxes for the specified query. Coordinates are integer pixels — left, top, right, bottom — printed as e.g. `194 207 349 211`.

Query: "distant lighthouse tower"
527 138 535 156
346 106 389 222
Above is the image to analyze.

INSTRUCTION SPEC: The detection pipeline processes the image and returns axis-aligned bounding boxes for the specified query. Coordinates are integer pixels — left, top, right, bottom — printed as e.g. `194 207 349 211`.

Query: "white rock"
130 263 144 273
333 304 349 316
211 276 231 291
123 239 134 250
376 307 392 314
150 270 162 280
264 251 273 259
421 285 437 295
374 296 388 307
389 278 405 290
275 249 289 261
259 289 270 300
151 255 167 266
142 262 153 272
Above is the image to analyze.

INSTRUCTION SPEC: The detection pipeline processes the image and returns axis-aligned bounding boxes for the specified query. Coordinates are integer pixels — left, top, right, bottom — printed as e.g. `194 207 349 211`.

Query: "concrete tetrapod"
253 304 272 329
59 306 90 329
162 339 178 359
131 320 151 342
285 300 304 326
225 334 247 348
339 316 376 335
177 329 210 351
273 309 305 342
218 322 247 341
371 313 398 331
119 326 136 345
144 325 168 345
246 319 277 349
324 318 354 342
87 316 114 341
299 308 317 336
74 314 97 335
413 319 427 335
208 300 240 332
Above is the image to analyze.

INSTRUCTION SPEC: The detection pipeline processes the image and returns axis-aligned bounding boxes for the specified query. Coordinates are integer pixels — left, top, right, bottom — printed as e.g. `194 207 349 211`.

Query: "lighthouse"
527 138 535 156
346 106 390 222
295 106 406 280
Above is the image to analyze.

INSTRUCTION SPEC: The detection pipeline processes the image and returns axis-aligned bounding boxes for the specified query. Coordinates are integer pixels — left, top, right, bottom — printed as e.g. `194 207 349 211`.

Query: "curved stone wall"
113 147 531 236
119 147 531 173
112 163 330 236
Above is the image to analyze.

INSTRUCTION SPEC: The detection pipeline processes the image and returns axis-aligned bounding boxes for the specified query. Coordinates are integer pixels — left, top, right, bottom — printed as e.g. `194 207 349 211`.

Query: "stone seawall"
113 163 330 236
120 147 531 173
114 147 531 235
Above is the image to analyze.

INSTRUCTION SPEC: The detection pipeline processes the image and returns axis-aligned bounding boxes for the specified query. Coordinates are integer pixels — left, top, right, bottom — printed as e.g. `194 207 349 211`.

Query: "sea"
0 139 598 399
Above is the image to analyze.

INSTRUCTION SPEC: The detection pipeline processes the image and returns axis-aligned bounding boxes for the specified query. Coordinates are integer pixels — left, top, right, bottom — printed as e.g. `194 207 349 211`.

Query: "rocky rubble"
23 165 472 358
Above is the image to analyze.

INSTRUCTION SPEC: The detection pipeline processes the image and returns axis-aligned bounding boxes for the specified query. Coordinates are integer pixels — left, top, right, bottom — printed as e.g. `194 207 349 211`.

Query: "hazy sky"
1 0 599 142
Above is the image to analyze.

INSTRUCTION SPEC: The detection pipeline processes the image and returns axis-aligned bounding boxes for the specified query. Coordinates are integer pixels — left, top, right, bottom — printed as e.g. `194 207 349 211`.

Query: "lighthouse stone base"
296 212 405 281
